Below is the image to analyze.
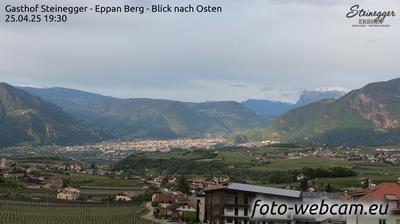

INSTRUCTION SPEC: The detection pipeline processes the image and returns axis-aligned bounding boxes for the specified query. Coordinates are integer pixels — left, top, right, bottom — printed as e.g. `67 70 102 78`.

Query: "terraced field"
0 201 156 224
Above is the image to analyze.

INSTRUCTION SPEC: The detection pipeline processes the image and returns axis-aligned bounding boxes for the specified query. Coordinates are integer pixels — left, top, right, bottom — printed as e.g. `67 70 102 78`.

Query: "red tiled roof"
156 193 175 203
205 184 226 191
359 183 400 202
156 193 187 203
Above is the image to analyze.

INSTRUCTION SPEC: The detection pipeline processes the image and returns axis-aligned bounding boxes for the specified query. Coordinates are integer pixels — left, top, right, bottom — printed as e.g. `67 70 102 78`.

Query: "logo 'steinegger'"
346 5 396 27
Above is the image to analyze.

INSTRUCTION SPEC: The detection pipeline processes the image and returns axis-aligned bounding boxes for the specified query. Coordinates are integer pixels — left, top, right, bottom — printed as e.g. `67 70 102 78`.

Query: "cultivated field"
0 201 156 224
118 146 400 189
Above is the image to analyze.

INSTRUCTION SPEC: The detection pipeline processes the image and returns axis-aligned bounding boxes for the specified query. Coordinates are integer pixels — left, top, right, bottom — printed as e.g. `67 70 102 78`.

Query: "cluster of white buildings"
93 138 226 152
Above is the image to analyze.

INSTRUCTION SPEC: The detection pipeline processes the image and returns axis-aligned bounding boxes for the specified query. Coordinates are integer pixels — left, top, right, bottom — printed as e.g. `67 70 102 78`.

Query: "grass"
122 147 400 189
6 146 400 194
268 157 351 170
0 173 145 201
65 174 143 187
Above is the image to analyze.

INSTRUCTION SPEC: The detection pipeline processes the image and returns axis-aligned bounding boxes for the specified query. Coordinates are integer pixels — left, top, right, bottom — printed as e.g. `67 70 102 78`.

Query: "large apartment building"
205 183 302 224
205 183 345 224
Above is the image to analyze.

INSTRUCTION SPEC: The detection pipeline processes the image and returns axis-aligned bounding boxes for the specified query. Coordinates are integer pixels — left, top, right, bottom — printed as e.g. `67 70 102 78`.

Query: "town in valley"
2 138 400 223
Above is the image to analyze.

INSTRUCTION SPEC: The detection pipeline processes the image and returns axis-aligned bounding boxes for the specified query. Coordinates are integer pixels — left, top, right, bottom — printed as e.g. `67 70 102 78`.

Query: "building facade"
0 158 12 169
114 191 136 202
205 183 302 224
205 183 347 224
57 187 80 200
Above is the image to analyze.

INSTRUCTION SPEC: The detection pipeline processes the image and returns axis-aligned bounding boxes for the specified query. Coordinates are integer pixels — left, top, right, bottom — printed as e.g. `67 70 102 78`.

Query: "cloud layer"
1 0 399 102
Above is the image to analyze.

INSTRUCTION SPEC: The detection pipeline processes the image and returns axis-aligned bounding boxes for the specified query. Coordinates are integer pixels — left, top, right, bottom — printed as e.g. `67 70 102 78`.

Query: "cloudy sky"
0 0 399 103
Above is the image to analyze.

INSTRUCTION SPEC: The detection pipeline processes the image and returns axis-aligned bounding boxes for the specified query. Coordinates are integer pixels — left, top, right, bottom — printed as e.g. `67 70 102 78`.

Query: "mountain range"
20 86 271 140
2 78 400 147
241 100 295 116
242 88 346 116
254 78 400 145
0 83 105 147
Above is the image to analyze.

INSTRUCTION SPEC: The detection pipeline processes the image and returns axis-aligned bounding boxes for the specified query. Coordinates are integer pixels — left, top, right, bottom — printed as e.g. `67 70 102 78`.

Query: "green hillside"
21 87 270 139
254 78 400 145
0 83 105 147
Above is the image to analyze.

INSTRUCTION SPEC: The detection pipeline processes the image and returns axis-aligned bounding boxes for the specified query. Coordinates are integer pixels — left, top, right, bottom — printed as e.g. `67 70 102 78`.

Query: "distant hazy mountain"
21 87 271 139
242 88 347 116
241 100 295 116
0 83 105 147
296 88 347 106
255 78 400 145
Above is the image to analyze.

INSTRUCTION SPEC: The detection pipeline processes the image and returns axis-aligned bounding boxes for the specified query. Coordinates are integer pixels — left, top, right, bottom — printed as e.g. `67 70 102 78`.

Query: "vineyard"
0 201 157 224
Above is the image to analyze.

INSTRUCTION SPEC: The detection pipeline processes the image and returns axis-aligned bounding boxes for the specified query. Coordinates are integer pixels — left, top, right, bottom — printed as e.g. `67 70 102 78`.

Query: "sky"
0 0 399 103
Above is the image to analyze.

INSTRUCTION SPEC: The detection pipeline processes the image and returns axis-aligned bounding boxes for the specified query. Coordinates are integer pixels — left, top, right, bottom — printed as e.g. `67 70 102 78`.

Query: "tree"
139 185 157 202
361 178 370 189
326 183 332 193
151 201 159 207
299 178 308 191
182 211 197 223
160 179 168 188
62 178 71 187
90 163 97 170
176 175 189 193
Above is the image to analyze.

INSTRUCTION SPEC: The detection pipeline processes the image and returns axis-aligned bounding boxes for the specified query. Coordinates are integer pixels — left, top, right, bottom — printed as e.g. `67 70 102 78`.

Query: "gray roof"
302 192 340 200
227 183 301 198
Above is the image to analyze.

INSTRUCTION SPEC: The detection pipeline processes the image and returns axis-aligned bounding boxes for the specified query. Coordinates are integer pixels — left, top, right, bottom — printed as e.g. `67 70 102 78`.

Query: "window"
245 196 249 204
226 195 235 202
234 208 238 216
235 196 238 204
226 207 234 213
244 208 248 216
226 218 233 223
379 219 386 224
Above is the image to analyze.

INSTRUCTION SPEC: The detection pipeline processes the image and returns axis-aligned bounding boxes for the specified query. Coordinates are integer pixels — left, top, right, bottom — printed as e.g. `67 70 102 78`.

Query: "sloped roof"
157 192 187 203
303 192 340 200
206 182 301 198
58 187 80 194
205 184 225 191
116 191 136 198
360 183 400 202
227 183 301 198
